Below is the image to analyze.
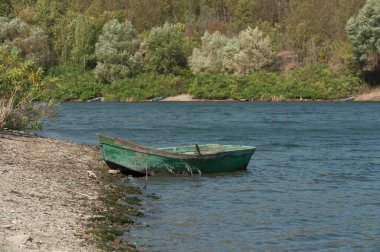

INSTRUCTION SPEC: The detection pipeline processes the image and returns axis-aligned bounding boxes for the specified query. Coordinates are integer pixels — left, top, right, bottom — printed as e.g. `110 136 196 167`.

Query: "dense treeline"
0 0 368 67
1 0 379 108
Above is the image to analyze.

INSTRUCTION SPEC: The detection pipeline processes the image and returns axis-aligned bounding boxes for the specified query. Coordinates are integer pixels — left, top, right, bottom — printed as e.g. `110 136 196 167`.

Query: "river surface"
40 102 380 251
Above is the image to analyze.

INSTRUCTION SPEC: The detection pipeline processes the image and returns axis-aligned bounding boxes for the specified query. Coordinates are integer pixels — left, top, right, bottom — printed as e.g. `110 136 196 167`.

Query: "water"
40 102 380 251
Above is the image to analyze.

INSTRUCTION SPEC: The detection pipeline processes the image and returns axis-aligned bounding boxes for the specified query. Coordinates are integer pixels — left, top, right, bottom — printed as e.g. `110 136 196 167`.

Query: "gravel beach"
0 132 106 252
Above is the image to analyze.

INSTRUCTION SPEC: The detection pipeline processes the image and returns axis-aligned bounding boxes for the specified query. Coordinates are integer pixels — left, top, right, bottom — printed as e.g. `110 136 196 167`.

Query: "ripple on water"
39 102 380 251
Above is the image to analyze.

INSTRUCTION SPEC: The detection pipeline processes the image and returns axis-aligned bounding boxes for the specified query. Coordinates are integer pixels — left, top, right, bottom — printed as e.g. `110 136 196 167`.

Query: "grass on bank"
41 64 366 102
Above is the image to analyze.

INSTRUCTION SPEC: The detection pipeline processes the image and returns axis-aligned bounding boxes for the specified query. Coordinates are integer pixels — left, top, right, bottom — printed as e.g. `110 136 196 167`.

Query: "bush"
142 23 188 74
189 31 228 75
102 73 190 101
0 46 50 130
284 64 364 99
189 27 274 76
189 64 364 100
225 27 274 75
189 74 238 99
42 65 100 101
235 72 284 100
0 17 51 67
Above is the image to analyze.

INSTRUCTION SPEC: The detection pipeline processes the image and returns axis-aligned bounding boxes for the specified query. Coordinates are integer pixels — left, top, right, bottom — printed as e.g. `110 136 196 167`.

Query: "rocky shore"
0 132 125 252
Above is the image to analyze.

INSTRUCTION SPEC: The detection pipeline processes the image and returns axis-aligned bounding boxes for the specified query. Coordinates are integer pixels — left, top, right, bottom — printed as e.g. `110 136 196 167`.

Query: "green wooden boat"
98 134 256 176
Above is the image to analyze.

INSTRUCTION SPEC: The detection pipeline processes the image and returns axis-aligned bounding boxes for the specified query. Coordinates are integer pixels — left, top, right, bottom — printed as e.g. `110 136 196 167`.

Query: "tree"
33 0 51 31
0 17 51 67
142 22 188 74
189 27 274 75
228 27 274 75
189 31 228 74
127 0 171 31
0 46 45 129
72 14 95 69
346 0 380 67
95 19 140 83
50 11 76 64
0 0 13 17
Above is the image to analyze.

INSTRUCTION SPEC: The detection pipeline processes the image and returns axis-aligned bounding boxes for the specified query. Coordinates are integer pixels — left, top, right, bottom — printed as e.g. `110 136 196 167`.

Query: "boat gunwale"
98 134 256 160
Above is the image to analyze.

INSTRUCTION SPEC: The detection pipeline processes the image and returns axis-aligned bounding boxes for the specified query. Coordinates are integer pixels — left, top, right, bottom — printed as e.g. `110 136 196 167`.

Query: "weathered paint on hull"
101 144 255 175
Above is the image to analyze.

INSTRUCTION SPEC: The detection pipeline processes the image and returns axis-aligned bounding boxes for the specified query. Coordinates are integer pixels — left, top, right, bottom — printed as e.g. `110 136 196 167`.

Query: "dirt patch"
162 94 234 102
0 132 107 251
354 88 380 101
162 94 200 101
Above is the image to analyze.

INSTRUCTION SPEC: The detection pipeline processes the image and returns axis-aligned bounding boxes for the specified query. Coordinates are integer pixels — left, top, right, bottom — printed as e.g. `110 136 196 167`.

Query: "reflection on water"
40 102 380 251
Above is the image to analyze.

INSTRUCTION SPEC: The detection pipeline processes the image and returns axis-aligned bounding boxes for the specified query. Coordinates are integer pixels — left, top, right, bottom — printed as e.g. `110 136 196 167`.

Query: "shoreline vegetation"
77 89 380 103
41 64 374 103
0 131 142 252
1 0 380 129
62 90 380 103
2 1 380 107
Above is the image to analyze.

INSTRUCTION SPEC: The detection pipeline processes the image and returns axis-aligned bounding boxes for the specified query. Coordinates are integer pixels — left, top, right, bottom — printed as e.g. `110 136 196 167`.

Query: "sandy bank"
162 94 234 102
0 132 106 252
162 94 200 101
163 91 380 102
354 88 380 101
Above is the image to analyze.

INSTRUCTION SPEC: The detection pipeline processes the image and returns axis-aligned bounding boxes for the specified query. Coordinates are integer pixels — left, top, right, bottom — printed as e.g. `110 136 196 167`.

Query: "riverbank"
0 131 139 251
159 89 380 102
42 64 368 103
73 87 380 103
354 88 380 101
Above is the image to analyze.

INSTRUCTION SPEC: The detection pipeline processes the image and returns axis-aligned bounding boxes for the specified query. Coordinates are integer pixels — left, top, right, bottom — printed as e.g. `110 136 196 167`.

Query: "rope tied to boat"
195 144 202 157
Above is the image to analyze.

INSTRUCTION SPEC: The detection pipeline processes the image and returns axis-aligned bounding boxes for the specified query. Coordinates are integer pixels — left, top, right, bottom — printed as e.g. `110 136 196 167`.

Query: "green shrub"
284 64 364 99
42 65 100 101
236 71 284 100
189 74 238 99
0 46 51 130
188 64 364 101
102 73 191 101
0 17 51 67
41 63 364 102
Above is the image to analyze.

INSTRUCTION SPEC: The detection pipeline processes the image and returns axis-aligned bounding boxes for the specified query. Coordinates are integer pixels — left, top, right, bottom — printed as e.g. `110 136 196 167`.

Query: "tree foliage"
189 31 228 74
0 45 45 129
0 17 51 66
3 0 367 68
95 19 140 83
0 0 372 103
346 0 380 67
72 14 95 69
189 27 274 75
0 0 13 17
228 27 274 75
142 23 188 74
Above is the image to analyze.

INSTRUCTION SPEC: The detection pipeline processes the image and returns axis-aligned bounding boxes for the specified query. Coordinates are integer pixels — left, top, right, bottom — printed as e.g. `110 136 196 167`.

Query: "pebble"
86 170 98 179
108 169 120 174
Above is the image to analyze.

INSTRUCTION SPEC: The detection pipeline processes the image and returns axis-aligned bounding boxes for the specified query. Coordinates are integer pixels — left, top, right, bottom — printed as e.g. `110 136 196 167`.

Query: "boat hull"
99 135 256 175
